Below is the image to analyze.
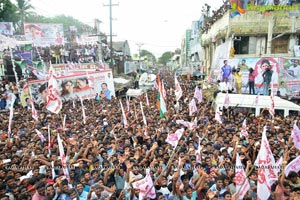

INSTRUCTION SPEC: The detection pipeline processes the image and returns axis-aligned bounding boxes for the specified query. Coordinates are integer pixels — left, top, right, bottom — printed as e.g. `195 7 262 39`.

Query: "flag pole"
235 164 256 197
143 142 184 199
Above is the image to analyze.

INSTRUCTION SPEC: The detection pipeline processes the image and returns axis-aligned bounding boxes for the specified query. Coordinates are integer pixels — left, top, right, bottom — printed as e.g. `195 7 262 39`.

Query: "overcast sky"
26 0 223 57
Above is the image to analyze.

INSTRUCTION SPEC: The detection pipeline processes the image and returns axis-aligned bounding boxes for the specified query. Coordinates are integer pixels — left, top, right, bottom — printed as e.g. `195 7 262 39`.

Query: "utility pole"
136 43 144 72
95 19 103 64
103 0 119 75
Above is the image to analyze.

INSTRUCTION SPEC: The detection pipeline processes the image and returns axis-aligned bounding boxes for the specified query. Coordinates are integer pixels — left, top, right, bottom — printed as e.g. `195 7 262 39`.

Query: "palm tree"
15 0 35 33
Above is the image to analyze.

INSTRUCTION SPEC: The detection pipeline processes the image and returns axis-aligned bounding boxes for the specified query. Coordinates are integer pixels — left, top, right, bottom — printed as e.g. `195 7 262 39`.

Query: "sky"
26 0 223 57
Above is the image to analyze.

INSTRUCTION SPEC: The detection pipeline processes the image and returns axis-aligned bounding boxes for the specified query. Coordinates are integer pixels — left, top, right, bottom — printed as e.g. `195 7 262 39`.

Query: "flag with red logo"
57 133 71 185
132 169 156 199
166 128 184 148
285 155 300 177
189 98 197 116
269 84 275 117
224 92 230 109
291 121 300 150
254 127 277 200
46 65 62 114
174 74 182 101
236 153 250 199
194 87 203 104
240 119 248 137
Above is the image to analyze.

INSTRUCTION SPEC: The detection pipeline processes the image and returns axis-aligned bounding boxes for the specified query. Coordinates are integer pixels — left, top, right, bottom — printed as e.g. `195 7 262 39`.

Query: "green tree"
140 49 156 63
0 0 18 22
15 0 35 33
158 51 174 65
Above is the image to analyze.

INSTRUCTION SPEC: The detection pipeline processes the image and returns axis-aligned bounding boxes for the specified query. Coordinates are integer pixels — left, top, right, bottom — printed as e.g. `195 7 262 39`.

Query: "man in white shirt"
288 59 300 79
219 78 232 93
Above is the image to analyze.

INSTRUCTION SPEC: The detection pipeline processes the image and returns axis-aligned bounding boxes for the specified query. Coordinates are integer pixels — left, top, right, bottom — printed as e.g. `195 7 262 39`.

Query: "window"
271 35 289 54
234 36 249 54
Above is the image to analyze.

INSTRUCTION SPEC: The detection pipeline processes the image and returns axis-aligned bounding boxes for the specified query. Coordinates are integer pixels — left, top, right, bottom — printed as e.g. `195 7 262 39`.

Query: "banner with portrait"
0 22 14 36
24 23 64 46
28 70 115 105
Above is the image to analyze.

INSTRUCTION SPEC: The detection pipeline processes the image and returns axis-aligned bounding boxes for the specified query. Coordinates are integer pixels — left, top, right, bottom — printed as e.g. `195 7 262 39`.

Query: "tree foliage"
0 0 18 22
140 49 156 63
158 51 174 65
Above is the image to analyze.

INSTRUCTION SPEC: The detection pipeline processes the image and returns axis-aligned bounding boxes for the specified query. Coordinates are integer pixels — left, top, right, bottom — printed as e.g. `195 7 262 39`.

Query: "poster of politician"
24 23 64 46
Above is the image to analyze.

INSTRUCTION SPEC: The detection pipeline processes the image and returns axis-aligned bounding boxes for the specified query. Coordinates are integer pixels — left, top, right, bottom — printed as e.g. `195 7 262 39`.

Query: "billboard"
124 61 137 74
24 23 64 46
0 22 14 36
28 70 115 105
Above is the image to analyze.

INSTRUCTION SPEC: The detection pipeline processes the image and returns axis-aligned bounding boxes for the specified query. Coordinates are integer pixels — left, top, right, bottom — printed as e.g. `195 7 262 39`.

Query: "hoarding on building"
0 22 14 36
24 23 64 46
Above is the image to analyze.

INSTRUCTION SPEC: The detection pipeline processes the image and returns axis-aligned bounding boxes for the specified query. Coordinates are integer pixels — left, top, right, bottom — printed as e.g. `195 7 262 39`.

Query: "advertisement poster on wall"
213 57 280 94
28 70 115 105
24 23 64 46
0 22 14 36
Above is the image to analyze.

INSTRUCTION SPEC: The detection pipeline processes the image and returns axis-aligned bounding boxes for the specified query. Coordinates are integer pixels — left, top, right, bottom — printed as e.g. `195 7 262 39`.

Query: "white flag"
174 74 182 101
254 127 277 200
165 128 184 148
214 111 222 124
132 169 156 200
189 98 197 116
235 153 250 199
269 84 275 117
291 121 300 150
46 64 62 114
57 134 71 185
140 102 147 127
119 100 128 127
7 95 16 139
35 129 46 142
240 119 248 137
285 156 300 177
194 87 203 103
80 98 86 124
145 92 149 106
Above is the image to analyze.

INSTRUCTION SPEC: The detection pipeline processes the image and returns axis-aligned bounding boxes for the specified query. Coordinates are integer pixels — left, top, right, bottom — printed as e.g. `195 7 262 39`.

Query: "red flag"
240 119 248 137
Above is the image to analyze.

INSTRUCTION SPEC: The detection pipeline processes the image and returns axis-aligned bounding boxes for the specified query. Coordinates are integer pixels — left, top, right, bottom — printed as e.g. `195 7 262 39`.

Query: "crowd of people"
0 69 300 200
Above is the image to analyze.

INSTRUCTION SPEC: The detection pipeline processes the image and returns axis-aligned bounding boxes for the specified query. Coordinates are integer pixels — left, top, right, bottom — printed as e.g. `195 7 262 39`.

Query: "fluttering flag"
119 99 128 127
235 153 250 199
194 87 203 103
174 74 182 101
215 111 222 124
240 119 248 138
224 91 230 109
166 128 184 149
48 125 51 157
159 89 167 118
57 133 71 185
254 127 277 200
140 102 147 127
126 96 130 112
51 161 56 180
46 64 62 114
291 121 300 150
285 155 300 177
28 87 38 121
132 169 156 199
176 120 194 130
35 129 46 142
145 92 149 106
189 98 197 116
80 98 86 124
7 95 16 140
269 84 275 117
